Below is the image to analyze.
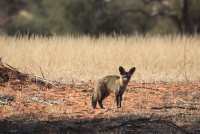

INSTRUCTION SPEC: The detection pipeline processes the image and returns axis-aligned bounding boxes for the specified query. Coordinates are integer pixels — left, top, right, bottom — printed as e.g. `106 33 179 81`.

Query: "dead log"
0 57 60 88
29 75 53 88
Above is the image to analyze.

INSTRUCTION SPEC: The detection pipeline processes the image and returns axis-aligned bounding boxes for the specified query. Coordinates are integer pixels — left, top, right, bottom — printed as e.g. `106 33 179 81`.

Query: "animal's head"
119 66 136 82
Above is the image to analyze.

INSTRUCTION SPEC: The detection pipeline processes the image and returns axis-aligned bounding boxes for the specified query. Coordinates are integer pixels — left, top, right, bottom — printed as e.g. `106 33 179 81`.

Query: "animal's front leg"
118 94 123 108
115 94 120 108
115 88 121 108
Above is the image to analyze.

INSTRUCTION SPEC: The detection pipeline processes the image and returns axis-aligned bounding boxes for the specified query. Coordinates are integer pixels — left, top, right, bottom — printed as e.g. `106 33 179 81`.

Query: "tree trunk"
181 0 192 34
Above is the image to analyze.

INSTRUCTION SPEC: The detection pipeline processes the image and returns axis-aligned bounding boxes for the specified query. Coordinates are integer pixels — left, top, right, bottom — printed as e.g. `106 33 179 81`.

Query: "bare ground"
0 61 200 134
0 77 200 134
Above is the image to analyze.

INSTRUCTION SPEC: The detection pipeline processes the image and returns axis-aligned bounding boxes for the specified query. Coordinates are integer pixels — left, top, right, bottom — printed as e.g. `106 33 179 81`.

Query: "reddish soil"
0 79 200 133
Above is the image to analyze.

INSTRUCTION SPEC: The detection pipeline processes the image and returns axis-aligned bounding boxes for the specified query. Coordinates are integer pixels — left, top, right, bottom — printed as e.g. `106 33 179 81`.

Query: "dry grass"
0 35 200 82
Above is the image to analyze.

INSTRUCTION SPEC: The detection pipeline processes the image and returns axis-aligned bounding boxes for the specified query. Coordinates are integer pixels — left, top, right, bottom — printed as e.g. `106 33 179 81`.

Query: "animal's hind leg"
98 98 104 109
98 91 109 109
91 95 97 109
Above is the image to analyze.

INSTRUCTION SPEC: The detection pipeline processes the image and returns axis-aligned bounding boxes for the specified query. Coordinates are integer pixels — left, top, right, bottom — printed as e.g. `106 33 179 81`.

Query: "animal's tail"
91 93 97 109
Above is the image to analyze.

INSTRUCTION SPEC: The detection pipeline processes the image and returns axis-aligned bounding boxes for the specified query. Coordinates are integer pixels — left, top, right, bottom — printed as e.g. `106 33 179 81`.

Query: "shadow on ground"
1 114 198 134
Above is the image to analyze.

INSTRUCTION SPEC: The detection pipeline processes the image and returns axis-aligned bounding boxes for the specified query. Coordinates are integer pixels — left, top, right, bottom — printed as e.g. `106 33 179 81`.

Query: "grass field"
1 35 200 133
0 35 200 83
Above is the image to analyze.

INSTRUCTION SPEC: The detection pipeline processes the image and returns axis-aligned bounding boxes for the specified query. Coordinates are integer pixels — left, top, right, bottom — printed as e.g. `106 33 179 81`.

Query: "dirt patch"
0 60 200 133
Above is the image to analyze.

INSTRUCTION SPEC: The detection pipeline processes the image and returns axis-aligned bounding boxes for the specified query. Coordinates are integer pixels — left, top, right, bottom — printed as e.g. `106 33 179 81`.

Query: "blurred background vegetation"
0 0 200 36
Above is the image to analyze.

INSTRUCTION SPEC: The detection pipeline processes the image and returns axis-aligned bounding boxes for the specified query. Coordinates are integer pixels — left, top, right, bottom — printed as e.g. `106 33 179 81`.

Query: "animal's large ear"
119 66 126 75
129 67 136 75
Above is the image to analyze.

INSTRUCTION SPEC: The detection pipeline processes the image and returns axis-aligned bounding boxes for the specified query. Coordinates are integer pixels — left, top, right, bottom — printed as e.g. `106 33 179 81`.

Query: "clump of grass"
0 35 200 83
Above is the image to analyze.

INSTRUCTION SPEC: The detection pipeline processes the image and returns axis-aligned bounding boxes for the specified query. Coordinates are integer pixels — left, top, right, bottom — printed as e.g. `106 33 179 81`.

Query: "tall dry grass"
0 35 200 83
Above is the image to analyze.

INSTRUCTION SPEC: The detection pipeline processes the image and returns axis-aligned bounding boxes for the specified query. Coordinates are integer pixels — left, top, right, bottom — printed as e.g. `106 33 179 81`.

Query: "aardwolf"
91 66 136 109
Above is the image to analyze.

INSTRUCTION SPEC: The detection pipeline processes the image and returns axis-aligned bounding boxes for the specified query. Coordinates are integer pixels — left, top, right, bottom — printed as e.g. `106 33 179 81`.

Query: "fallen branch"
0 57 62 88
39 66 45 79
128 85 162 91
27 96 64 105
151 105 198 110
28 75 64 88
